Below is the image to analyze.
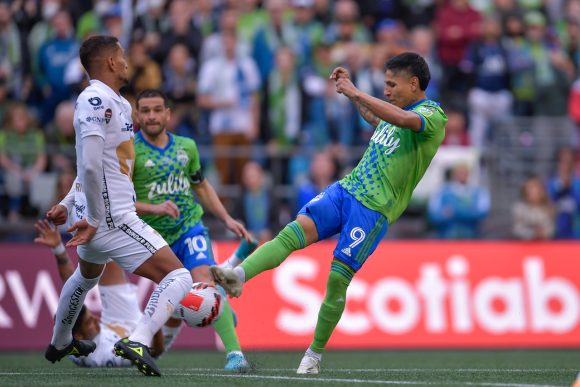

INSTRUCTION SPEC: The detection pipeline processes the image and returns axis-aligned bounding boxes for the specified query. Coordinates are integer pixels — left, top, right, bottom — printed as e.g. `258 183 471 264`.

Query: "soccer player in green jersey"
211 52 448 374
132 89 257 371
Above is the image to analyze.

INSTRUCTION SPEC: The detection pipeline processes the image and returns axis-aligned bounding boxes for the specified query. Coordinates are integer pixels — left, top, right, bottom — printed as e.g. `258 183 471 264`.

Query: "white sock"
51 267 100 349
129 268 192 346
306 347 322 361
233 266 246 283
160 323 183 356
218 254 243 269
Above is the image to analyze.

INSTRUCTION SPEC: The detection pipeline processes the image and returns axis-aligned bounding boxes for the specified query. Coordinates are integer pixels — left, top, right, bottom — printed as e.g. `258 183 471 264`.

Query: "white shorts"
77 215 168 273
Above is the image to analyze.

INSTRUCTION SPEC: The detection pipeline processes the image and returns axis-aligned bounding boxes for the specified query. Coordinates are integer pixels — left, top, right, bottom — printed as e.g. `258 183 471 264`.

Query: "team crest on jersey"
417 106 434 117
88 97 102 106
104 108 112 124
177 149 189 164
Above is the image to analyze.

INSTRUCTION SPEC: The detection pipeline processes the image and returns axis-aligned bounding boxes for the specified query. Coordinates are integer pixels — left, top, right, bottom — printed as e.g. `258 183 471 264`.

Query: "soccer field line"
163 367 575 372
0 371 565 387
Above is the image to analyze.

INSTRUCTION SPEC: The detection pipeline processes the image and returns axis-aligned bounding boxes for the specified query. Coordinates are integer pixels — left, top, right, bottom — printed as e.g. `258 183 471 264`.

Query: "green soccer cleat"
45 339 96 363
114 338 161 376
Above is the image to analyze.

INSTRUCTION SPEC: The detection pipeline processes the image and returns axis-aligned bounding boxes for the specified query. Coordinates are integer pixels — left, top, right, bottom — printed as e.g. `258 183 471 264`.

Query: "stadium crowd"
0 0 579 240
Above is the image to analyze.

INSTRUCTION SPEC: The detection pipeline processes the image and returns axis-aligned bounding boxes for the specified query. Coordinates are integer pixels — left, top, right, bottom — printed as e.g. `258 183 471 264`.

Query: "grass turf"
0 349 578 386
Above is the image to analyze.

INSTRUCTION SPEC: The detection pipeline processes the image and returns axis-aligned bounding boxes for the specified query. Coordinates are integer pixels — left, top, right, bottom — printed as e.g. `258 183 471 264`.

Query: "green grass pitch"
0 349 578 386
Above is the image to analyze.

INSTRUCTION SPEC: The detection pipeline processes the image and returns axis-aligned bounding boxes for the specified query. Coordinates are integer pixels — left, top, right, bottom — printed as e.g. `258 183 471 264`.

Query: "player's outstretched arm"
192 179 252 241
331 67 422 132
34 219 75 282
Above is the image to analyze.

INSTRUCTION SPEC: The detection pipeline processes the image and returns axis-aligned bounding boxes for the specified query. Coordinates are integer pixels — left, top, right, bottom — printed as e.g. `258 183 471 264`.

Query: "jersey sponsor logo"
116 139 135 177
370 124 400 155
86 116 105 123
104 108 112 124
309 192 325 204
144 159 155 168
122 122 133 132
146 171 191 200
88 97 102 106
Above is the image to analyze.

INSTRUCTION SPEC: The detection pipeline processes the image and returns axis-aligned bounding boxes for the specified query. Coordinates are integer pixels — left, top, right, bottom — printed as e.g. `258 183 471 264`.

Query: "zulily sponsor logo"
145 279 175 317
147 171 191 200
370 124 400 155
61 286 84 325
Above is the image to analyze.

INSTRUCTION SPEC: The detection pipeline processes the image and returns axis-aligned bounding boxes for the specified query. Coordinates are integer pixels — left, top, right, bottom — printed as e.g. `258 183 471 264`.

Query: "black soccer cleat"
45 339 96 363
114 338 161 376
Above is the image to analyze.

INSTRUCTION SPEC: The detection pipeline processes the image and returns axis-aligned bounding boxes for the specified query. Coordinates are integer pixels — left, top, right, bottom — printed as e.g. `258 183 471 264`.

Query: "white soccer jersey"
73 79 136 231
71 284 142 368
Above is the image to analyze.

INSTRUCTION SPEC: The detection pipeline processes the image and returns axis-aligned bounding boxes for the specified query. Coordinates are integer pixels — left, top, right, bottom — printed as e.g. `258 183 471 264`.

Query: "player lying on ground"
44 35 192 377
35 219 166 367
211 52 448 374
133 89 258 371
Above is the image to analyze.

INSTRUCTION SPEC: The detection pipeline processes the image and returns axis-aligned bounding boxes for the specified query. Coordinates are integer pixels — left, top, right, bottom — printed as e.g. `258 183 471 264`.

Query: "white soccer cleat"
296 354 321 374
210 266 243 297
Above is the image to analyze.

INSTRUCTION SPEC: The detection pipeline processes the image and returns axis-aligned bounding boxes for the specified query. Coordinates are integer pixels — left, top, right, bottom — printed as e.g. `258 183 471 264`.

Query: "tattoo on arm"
354 100 380 128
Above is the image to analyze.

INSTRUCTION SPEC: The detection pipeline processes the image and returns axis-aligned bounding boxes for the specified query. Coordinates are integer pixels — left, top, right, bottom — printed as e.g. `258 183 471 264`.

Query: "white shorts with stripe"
77 214 168 273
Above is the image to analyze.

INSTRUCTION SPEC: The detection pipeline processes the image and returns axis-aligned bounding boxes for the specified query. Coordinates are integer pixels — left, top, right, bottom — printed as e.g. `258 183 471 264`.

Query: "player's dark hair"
79 35 119 76
136 89 170 108
71 305 87 336
385 52 431 91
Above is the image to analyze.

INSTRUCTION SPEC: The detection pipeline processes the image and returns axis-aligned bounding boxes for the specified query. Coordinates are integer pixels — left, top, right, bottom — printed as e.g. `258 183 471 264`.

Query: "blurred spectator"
240 161 272 242
325 0 371 45
374 19 407 58
267 47 301 152
512 176 555 240
35 9 78 124
546 147 580 239
434 0 482 102
198 30 261 186
132 0 167 51
162 43 197 108
285 0 324 69
295 151 336 212
46 100 75 173
462 16 512 147
154 0 203 68
569 75 580 138
409 26 442 101
126 38 162 98
0 0 24 98
235 0 269 44
524 11 573 116
0 102 47 223
442 108 470 146
313 0 332 26
192 0 219 37
428 163 490 239
200 7 250 66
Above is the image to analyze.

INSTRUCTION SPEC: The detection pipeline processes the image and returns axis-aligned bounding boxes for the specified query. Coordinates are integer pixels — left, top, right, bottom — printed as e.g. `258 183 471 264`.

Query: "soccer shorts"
77 214 167 273
298 182 388 272
170 223 216 271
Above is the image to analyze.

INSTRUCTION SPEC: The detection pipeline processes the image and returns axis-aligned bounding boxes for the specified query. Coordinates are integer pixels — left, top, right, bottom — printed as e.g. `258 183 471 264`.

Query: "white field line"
0 370 567 387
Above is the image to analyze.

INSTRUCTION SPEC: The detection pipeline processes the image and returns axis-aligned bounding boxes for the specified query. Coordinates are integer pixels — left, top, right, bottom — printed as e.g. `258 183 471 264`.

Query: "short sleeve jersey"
73 80 136 231
70 284 142 367
339 99 447 223
133 132 203 245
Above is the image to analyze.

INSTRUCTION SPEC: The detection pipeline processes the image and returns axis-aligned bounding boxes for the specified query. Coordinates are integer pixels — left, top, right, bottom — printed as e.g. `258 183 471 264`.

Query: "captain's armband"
190 169 205 185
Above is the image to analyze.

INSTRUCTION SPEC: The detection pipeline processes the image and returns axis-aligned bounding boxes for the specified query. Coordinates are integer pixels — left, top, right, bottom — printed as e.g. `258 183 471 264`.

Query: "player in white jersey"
44 35 192 377
34 219 166 368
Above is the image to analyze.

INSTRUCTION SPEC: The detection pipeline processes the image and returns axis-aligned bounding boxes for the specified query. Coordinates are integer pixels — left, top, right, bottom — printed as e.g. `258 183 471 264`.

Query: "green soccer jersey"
339 99 447 224
133 132 203 245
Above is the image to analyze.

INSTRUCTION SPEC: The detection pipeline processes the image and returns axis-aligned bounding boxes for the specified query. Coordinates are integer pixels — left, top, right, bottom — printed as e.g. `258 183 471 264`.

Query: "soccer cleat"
224 351 251 372
296 354 321 374
114 338 161 376
210 266 243 297
45 339 96 363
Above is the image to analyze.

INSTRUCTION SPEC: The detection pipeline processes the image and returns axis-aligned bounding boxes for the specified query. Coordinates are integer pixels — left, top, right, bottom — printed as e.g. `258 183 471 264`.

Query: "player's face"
137 96 170 137
74 310 100 341
383 69 418 109
113 43 129 85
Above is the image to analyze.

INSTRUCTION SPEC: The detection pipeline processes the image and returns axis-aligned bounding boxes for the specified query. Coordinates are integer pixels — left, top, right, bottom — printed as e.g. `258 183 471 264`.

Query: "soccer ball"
173 282 224 327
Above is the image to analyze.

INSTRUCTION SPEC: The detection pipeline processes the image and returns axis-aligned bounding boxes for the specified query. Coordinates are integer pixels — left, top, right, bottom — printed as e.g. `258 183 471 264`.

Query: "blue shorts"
298 182 388 272
170 223 216 271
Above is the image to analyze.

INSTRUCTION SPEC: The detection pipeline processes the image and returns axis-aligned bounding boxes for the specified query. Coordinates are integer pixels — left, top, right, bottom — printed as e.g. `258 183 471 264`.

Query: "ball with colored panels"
173 282 224 327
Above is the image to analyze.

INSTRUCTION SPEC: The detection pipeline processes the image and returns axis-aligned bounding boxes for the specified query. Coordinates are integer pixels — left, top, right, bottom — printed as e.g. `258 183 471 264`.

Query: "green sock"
213 297 241 353
310 259 354 353
240 221 306 281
